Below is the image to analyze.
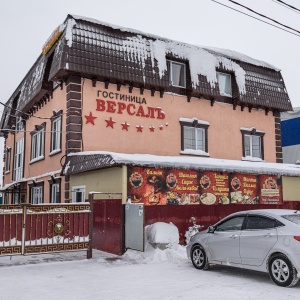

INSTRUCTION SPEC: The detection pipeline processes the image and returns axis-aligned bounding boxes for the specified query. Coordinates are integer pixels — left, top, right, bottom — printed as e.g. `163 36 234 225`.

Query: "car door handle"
229 234 238 239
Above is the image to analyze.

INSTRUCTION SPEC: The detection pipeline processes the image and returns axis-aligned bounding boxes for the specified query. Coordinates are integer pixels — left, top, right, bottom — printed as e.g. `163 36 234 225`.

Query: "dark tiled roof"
0 14 293 132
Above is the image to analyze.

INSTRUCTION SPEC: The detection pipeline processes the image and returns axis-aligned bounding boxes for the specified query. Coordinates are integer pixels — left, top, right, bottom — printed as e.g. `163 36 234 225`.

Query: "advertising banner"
127 167 282 206
229 173 259 204
260 175 282 204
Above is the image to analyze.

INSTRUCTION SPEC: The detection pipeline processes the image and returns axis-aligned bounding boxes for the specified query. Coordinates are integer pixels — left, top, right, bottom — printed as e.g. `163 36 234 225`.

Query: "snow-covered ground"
0 242 299 300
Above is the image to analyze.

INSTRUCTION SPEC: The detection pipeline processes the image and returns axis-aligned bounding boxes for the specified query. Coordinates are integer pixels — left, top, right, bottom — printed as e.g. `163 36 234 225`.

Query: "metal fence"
0 204 91 258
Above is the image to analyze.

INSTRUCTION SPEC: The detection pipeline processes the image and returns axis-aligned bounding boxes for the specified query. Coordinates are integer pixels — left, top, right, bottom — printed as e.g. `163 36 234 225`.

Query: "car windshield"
281 214 300 225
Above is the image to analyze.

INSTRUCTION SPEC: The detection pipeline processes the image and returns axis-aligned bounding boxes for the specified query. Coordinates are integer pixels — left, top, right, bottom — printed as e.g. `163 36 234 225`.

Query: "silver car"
186 209 300 287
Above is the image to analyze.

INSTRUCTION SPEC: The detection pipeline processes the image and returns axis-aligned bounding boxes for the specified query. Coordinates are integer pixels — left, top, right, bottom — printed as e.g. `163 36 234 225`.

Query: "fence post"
87 193 94 259
21 204 27 255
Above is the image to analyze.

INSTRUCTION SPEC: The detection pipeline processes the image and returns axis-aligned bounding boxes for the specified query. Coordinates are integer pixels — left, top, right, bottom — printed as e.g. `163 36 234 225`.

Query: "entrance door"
92 199 124 255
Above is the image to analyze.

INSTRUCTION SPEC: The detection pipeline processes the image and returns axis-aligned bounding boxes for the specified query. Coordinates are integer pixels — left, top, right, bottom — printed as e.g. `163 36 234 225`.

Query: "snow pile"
122 222 186 265
146 222 179 246
124 240 187 265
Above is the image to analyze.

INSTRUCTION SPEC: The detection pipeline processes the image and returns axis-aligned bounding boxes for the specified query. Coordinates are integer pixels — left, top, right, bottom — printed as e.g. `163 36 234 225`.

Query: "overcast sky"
0 0 299 184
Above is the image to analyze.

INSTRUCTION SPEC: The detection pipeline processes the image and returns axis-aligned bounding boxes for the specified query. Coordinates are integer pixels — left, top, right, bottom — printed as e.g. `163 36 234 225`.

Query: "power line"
211 0 300 37
273 0 300 13
272 0 300 14
228 0 300 34
0 101 69 120
4 128 68 134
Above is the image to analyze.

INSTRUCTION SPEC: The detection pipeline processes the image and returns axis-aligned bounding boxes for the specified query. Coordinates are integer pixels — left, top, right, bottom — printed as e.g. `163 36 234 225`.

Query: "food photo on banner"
127 167 282 206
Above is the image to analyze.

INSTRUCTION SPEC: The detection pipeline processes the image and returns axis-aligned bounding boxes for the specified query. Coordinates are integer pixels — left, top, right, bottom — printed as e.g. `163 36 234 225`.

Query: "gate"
89 193 124 255
0 204 91 258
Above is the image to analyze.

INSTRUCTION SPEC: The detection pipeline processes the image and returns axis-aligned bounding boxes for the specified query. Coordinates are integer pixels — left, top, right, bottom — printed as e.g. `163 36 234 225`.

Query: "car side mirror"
208 226 215 233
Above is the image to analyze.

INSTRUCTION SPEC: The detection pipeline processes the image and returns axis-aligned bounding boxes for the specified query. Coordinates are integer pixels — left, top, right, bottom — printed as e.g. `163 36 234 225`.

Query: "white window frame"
244 134 262 159
31 128 45 161
12 192 19 204
4 193 9 204
51 183 60 203
16 116 24 133
167 60 186 88
217 72 232 97
5 147 11 173
51 116 61 153
14 138 24 181
31 186 43 204
183 126 205 151
72 185 86 203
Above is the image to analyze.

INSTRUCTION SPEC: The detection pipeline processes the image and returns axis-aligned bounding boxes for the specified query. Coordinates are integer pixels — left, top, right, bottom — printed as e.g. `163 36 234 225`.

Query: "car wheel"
268 254 299 287
191 245 208 270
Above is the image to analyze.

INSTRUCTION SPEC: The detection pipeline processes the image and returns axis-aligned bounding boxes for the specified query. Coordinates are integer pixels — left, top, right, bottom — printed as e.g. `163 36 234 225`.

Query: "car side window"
215 216 245 232
245 216 275 230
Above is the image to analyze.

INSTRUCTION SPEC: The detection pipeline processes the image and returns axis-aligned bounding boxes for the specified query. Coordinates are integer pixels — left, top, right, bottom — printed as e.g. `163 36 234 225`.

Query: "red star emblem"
149 125 155 132
85 112 97 125
136 125 143 132
105 117 116 128
121 122 130 131
159 125 163 130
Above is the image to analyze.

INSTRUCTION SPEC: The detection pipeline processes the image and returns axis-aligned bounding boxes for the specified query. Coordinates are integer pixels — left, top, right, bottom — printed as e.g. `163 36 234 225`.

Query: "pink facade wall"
3 86 66 203
24 87 66 178
82 80 277 162
2 77 278 204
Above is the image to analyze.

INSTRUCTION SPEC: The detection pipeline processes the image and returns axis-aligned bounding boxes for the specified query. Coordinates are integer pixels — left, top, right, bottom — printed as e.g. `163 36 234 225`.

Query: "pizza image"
200 193 216 205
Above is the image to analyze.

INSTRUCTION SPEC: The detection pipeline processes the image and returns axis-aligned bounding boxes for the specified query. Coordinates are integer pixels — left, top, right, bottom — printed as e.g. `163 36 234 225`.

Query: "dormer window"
167 60 186 88
217 72 232 97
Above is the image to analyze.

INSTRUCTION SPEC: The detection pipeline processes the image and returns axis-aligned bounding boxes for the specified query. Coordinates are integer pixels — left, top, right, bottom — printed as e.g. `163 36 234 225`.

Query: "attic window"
217 72 232 97
167 60 186 88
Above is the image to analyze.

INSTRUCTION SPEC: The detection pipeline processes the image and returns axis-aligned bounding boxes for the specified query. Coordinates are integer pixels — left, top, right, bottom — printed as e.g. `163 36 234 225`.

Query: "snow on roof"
281 107 300 121
203 46 280 71
70 15 279 71
68 151 300 176
69 15 280 93
122 35 246 92
0 170 61 191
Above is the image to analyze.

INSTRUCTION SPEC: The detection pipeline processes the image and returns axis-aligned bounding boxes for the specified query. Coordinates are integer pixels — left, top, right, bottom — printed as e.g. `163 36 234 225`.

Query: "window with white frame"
180 119 209 154
5 148 11 172
217 72 232 97
12 191 19 204
14 137 24 181
241 129 264 160
4 193 9 204
16 116 24 133
31 125 45 161
167 60 186 88
184 126 205 151
72 186 86 203
31 186 43 204
51 183 60 203
51 116 61 153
